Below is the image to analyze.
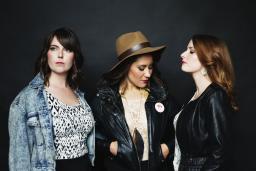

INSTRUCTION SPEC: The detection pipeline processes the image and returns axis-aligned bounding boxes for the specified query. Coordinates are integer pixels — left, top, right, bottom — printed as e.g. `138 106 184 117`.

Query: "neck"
127 81 141 92
120 79 144 98
192 71 212 97
120 79 139 92
48 72 68 89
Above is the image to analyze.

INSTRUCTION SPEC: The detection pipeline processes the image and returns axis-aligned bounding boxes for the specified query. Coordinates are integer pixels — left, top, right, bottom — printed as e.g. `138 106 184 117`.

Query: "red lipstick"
142 80 148 84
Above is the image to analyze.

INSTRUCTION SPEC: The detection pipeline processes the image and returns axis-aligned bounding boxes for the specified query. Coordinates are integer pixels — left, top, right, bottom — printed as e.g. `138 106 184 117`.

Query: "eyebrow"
137 64 153 67
50 44 59 47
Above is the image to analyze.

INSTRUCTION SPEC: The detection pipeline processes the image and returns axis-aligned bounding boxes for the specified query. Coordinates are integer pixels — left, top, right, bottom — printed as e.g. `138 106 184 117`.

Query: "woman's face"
180 40 203 74
127 54 153 88
47 36 74 76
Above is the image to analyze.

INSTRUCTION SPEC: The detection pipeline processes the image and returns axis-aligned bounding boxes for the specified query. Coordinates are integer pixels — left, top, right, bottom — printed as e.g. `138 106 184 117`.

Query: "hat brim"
110 45 166 71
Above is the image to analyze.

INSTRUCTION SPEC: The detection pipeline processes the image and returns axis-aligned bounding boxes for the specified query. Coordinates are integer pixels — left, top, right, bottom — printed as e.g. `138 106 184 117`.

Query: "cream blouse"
121 89 149 161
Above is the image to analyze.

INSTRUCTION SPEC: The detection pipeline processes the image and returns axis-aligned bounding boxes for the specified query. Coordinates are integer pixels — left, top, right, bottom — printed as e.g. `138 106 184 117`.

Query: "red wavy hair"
192 34 238 111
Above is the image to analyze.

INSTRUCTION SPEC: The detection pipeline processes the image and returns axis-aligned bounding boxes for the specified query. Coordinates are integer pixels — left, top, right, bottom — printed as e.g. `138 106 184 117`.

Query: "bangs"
55 30 77 51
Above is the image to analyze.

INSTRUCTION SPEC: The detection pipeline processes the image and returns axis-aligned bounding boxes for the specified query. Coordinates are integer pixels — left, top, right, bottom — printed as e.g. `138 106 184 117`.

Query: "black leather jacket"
176 83 233 171
91 79 178 171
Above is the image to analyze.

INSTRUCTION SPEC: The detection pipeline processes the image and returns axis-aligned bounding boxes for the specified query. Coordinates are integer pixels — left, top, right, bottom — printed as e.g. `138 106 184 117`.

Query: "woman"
92 31 178 171
9 27 95 171
173 34 238 171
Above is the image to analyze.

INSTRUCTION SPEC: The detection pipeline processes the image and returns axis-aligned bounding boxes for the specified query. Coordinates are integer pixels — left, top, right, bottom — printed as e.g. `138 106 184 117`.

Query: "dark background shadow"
1 0 255 170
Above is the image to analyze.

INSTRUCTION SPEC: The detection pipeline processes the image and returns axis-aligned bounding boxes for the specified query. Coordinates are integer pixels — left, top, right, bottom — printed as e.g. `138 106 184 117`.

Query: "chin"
181 67 190 73
139 84 147 88
52 70 69 75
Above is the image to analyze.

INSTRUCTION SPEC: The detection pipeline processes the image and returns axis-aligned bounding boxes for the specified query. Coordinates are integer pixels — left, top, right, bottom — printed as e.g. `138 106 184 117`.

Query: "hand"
161 143 169 159
110 141 118 156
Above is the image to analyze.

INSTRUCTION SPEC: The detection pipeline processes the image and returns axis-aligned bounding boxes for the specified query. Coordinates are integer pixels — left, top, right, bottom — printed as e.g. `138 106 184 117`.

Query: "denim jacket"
9 74 95 171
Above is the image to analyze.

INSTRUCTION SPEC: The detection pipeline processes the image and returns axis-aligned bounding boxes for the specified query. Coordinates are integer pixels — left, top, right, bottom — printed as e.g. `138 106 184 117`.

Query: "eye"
49 46 57 51
190 50 195 54
138 66 145 71
64 48 73 53
148 65 153 70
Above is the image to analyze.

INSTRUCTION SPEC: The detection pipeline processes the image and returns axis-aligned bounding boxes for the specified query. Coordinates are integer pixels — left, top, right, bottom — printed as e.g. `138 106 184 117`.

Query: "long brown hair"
98 53 163 94
192 34 238 111
34 27 84 89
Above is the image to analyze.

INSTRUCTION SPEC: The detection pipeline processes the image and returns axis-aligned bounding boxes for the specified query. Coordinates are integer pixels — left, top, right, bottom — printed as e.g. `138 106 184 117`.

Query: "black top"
176 83 233 170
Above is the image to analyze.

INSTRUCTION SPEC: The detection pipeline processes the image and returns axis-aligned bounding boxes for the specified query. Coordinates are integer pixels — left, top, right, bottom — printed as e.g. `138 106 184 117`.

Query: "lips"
142 80 148 84
55 62 64 64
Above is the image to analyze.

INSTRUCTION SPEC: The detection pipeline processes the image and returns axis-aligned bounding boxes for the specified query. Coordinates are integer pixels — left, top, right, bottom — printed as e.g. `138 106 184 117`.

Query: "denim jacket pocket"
27 116 40 127
27 114 45 146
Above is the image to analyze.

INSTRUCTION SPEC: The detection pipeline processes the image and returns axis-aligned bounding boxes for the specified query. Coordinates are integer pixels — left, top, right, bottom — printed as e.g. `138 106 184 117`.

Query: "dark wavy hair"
192 34 238 111
34 27 84 89
98 53 163 94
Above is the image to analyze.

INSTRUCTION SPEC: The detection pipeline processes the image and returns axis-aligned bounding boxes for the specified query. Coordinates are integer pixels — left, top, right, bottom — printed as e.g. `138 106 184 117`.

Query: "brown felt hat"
110 31 166 71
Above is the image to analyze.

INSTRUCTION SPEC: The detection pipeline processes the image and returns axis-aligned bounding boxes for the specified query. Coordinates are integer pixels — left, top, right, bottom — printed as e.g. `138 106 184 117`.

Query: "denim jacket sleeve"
87 125 95 166
78 90 96 166
9 98 31 171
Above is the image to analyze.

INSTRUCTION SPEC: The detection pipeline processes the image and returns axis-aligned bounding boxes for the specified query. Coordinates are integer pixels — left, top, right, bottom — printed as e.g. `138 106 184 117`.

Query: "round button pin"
155 102 165 113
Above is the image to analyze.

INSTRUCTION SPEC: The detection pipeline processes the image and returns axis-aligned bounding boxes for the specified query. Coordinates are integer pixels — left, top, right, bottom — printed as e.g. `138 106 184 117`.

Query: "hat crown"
116 31 149 57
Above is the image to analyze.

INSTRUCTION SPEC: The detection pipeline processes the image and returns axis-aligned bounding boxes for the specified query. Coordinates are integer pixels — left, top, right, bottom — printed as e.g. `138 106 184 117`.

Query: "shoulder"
205 84 228 102
11 85 36 108
197 83 231 114
11 74 45 106
203 84 233 115
9 84 40 122
91 86 118 110
95 84 118 100
75 88 85 99
10 75 46 114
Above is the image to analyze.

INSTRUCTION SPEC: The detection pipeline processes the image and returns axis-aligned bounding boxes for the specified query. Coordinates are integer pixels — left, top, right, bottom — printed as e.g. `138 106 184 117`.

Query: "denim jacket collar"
29 73 84 97
29 73 44 89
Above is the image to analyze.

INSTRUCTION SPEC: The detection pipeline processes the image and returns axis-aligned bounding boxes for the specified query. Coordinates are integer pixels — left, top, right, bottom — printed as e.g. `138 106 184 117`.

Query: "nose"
180 51 186 59
58 49 64 58
144 68 152 78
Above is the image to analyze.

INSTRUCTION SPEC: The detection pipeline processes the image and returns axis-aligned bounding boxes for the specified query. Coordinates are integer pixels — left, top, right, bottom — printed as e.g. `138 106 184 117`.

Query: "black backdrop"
1 0 255 170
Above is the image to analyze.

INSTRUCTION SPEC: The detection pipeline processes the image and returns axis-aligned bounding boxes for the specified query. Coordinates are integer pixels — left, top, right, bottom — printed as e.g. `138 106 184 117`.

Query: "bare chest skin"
45 85 79 105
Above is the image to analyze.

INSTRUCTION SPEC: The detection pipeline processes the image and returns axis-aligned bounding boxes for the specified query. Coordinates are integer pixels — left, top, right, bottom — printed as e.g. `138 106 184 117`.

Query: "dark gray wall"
1 0 255 170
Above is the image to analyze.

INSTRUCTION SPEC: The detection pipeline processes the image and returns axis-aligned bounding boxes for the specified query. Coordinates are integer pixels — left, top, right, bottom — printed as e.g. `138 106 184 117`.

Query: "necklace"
121 88 148 139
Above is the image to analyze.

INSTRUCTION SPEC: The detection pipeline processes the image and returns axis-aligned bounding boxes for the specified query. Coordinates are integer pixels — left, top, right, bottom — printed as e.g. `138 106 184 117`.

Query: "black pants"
141 160 149 171
178 156 206 171
104 158 151 171
56 155 91 171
